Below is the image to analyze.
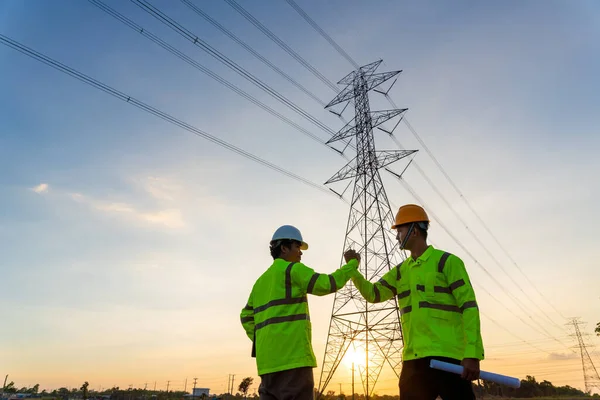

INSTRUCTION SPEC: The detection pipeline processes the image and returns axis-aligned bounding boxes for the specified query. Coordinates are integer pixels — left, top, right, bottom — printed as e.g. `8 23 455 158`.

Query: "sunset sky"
1 0 599 396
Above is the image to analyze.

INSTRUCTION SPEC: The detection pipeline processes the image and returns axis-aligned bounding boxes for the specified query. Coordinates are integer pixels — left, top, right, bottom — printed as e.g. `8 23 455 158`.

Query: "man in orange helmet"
351 204 484 399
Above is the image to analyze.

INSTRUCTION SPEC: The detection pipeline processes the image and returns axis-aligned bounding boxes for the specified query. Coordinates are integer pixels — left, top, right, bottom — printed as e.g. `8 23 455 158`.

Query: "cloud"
547 352 578 360
139 176 181 202
31 183 49 194
138 209 184 228
68 192 185 230
95 202 136 213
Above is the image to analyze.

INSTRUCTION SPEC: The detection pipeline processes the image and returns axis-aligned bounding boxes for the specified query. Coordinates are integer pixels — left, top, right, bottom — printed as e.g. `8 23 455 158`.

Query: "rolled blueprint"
430 359 521 388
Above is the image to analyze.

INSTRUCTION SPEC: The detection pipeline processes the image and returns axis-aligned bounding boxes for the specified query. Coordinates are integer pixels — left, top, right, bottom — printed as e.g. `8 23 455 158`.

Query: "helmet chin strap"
399 222 415 250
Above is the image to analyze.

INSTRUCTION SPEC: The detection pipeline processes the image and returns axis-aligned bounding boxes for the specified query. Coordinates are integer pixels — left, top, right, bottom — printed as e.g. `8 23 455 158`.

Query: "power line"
393 96 566 321
179 0 327 107
476 279 560 342
131 0 343 142
481 314 558 356
0 34 340 201
489 349 575 358
87 0 342 157
486 336 573 349
388 169 573 350
283 0 359 69
385 129 566 333
223 0 340 93
89 0 367 212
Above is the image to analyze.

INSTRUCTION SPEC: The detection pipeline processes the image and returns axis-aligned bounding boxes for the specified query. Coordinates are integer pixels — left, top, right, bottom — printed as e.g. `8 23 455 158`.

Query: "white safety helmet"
271 225 309 250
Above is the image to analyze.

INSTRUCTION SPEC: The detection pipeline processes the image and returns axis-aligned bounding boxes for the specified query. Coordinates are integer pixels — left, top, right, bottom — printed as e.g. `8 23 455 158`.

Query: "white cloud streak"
548 352 579 361
31 183 49 194
139 176 181 201
68 192 185 229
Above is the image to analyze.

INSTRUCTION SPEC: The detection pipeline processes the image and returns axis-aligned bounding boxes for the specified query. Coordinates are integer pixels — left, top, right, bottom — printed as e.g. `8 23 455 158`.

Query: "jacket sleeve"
240 292 254 341
351 265 400 303
292 258 359 296
444 254 484 360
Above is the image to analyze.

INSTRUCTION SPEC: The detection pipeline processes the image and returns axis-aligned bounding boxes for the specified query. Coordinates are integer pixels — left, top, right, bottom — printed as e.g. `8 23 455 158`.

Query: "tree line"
5 360 600 400
1 378 257 400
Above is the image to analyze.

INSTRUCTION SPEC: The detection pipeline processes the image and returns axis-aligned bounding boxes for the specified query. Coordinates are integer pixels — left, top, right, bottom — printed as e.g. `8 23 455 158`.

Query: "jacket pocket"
427 307 463 347
424 270 437 299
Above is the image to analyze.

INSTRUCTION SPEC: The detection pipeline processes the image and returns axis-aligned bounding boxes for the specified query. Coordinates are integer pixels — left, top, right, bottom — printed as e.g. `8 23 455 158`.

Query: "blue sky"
1 0 599 395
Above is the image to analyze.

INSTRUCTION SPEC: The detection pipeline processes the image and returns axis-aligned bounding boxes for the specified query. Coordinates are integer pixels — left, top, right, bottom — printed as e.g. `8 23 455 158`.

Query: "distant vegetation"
237 378 253 400
314 375 600 399
476 375 599 398
3 375 600 400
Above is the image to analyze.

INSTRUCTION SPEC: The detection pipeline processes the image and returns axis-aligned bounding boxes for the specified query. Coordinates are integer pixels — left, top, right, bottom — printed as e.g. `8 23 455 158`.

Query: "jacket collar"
408 244 435 264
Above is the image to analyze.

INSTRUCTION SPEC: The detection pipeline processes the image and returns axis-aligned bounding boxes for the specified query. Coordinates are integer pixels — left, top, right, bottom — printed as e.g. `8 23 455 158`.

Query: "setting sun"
344 346 367 368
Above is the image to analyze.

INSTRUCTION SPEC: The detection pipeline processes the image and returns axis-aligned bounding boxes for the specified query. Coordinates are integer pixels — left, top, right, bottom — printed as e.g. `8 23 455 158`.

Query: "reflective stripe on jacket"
241 258 359 375
351 246 484 361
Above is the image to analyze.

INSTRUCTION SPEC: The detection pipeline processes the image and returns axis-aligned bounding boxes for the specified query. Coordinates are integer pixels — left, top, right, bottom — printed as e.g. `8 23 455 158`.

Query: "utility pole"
231 375 235 395
153 382 156 392
166 381 170 393
2 375 8 396
318 61 414 399
193 378 198 397
184 378 187 393
351 361 355 400
569 318 600 394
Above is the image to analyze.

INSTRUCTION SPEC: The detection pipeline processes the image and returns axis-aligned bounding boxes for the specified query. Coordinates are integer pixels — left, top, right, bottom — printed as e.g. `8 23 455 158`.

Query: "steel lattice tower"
569 318 600 394
318 60 416 398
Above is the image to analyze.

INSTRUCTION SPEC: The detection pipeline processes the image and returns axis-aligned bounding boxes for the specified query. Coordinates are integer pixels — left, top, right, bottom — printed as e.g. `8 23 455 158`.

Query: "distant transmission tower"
318 60 416 398
569 318 600 394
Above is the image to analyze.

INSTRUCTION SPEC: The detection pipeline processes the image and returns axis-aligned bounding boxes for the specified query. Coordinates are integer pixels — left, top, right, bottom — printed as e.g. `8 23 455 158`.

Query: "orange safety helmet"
391 204 429 229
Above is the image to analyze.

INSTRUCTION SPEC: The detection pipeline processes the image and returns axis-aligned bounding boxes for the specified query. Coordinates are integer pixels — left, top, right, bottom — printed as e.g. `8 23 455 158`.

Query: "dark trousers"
399 357 475 400
259 367 314 400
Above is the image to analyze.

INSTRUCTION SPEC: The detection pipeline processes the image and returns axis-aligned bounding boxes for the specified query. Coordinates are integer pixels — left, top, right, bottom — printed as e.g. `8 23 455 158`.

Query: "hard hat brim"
391 221 427 230
300 242 309 250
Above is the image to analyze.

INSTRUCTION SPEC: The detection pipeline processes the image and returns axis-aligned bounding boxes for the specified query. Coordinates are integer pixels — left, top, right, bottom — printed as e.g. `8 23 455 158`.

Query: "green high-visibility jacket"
241 258 359 375
351 246 484 362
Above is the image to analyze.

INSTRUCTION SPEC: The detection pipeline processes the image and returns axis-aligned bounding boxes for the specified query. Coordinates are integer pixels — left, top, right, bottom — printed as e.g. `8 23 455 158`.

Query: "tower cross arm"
326 85 356 108
326 70 402 109
375 150 417 169
325 150 416 184
366 71 402 92
326 109 408 144
324 156 357 184
337 60 383 85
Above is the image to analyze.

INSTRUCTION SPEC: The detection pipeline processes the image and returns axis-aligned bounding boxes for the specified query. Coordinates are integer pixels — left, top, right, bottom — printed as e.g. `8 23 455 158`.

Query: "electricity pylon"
318 60 416 398
569 318 600 394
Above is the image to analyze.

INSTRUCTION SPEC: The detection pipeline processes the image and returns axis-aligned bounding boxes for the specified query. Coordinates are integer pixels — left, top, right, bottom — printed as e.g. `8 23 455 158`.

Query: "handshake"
344 249 361 263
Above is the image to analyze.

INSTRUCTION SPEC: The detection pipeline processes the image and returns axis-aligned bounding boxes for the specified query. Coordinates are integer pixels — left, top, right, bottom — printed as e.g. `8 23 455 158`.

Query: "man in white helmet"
240 225 361 400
